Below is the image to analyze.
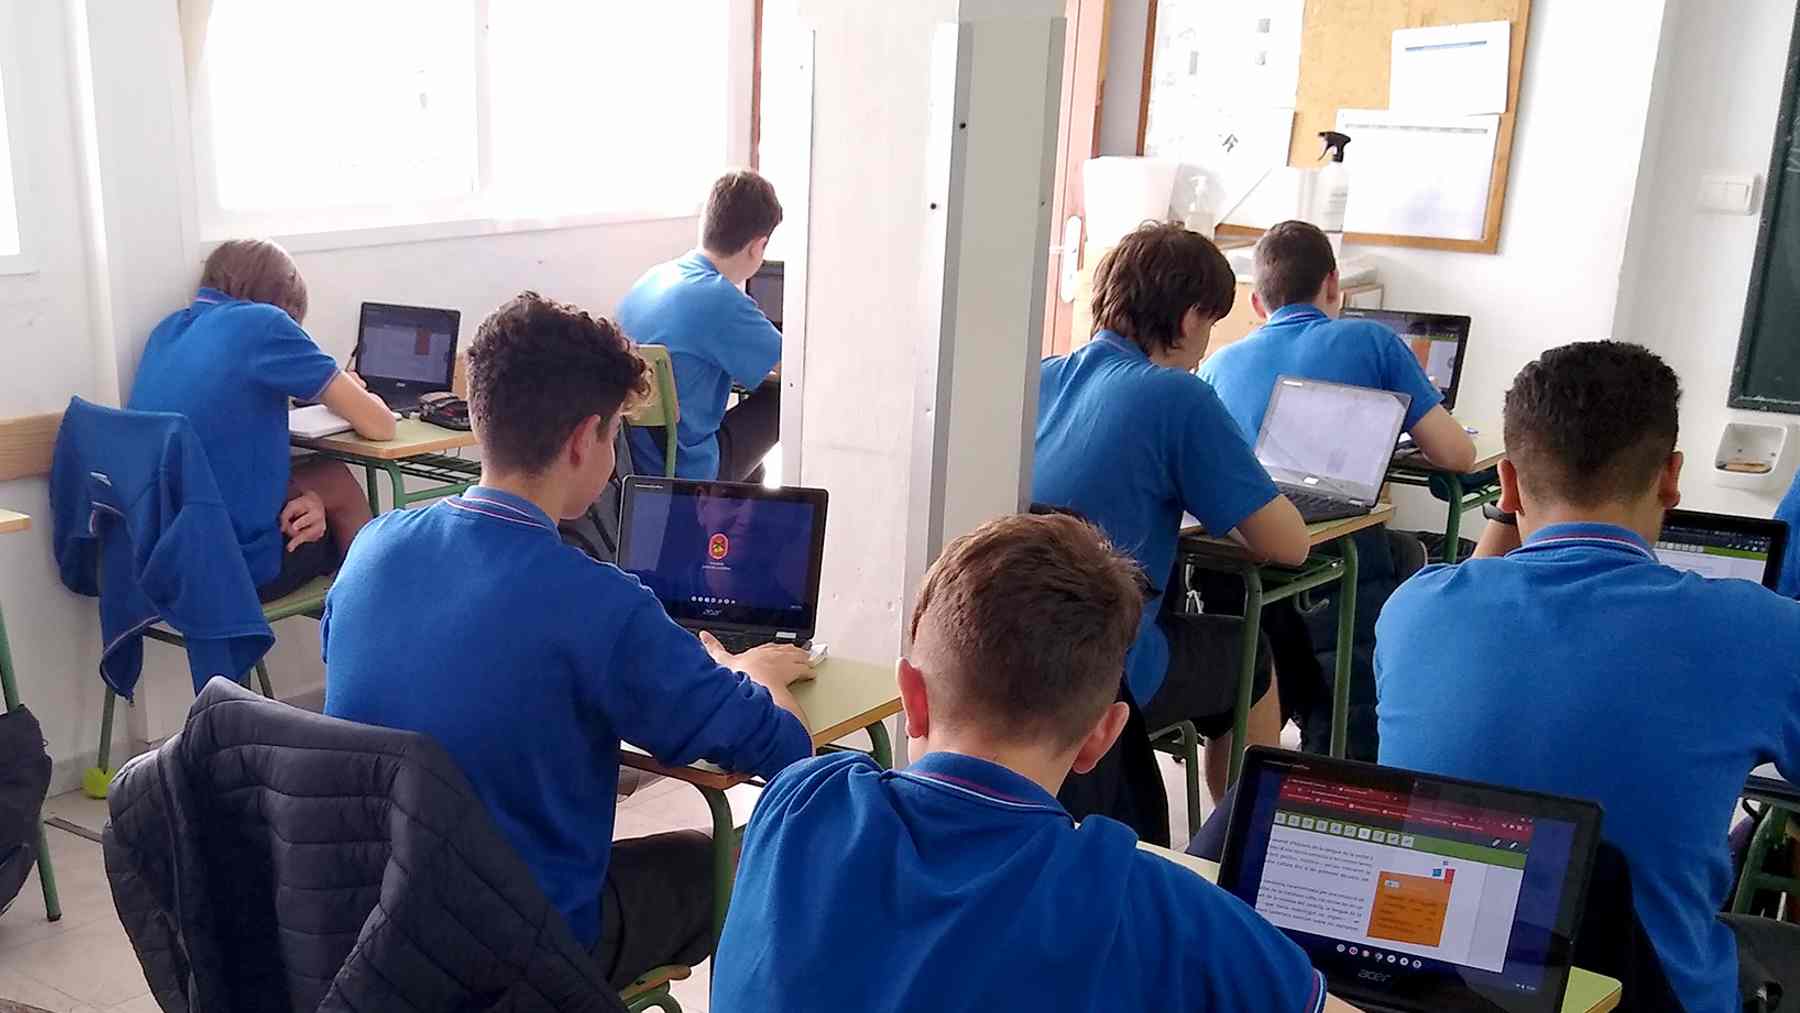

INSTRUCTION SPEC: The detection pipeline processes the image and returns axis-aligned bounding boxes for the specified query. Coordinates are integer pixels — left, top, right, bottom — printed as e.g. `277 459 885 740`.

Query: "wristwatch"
1482 502 1517 526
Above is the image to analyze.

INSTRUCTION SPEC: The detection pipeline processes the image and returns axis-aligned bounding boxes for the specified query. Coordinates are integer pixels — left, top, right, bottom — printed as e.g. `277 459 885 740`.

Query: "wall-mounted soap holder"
1713 421 1788 490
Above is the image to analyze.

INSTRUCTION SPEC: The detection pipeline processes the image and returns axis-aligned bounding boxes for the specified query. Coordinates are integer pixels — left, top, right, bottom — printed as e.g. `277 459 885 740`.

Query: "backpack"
0 705 51 918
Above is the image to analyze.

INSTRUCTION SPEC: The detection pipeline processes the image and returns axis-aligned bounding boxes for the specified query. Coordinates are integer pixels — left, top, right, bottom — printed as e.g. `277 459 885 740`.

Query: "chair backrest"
1576 840 1683 1013
626 344 680 477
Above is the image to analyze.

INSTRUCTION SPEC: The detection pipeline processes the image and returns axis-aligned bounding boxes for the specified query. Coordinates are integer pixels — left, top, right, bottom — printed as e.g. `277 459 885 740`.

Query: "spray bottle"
1314 130 1352 254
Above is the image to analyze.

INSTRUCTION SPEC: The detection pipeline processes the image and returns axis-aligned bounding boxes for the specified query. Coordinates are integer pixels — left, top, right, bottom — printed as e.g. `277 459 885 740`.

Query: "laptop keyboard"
1282 488 1370 525
705 630 810 654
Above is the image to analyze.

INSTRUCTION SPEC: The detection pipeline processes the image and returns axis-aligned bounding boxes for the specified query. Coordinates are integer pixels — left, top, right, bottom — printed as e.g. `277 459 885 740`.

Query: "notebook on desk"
1255 376 1409 524
1219 748 1602 1013
617 477 828 652
288 403 355 438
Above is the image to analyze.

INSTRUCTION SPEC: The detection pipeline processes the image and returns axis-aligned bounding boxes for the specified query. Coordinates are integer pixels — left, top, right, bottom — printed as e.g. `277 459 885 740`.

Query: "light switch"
1699 172 1758 214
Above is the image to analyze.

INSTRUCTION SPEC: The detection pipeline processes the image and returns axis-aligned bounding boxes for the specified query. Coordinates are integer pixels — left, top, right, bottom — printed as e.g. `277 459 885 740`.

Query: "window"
189 1 741 239
0 56 21 258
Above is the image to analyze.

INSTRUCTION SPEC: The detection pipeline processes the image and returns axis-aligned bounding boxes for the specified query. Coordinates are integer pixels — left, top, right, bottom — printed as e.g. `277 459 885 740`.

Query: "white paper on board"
1335 109 1500 241
1390 20 1511 115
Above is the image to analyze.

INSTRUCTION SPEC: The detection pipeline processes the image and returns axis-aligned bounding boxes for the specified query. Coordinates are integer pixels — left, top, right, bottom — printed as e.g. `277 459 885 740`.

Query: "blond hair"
200 239 309 324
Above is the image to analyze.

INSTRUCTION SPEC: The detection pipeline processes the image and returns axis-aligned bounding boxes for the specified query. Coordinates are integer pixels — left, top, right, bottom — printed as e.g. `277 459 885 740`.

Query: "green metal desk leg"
84 689 118 799
1227 567 1266 786
703 785 736 947
363 463 381 516
1330 538 1360 759
0 603 62 920
385 463 408 512
867 718 894 770
1437 473 1469 564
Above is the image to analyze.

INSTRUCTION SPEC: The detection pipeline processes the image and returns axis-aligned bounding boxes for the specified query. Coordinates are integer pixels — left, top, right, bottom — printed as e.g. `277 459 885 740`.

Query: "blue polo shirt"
128 288 340 585
714 751 1327 1013
1375 522 1800 1013
1034 332 1280 703
617 251 783 479
321 487 811 945
1198 304 1441 442
1775 469 1800 598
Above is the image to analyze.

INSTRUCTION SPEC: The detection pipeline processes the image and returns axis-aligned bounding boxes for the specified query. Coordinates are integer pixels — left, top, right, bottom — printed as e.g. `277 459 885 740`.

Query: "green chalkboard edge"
1730 1 1800 413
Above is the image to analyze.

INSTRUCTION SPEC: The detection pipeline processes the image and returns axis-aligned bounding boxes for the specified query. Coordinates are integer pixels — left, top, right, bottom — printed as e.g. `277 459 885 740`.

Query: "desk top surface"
621 655 902 790
1135 839 1621 1013
0 509 27 535
291 418 477 460
1392 429 1507 477
1180 502 1395 555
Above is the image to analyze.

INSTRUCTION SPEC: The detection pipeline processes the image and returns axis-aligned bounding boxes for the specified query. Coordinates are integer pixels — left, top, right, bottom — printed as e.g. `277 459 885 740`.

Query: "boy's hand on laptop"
698 632 815 688
280 491 328 551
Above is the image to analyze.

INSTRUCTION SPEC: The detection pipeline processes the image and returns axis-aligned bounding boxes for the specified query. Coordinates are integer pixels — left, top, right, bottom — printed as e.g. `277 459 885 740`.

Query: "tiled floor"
0 750 1220 1012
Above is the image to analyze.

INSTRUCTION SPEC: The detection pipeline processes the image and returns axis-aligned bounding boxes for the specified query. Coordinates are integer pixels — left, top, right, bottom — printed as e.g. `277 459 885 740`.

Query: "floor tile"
0 968 83 1012
3 916 147 1008
104 994 161 1012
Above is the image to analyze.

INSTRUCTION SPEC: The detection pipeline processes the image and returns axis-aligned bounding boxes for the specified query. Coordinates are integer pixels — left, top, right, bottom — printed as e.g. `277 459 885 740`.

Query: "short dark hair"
466 291 651 475
909 512 1146 748
1253 219 1337 311
1090 222 1236 357
201 238 308 324
1503 341 1681 507
701 169 783 255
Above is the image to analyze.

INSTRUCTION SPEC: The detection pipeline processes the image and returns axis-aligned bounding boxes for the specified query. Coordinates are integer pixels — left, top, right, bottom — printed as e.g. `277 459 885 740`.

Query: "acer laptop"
1255 377 1410 524
351 302 460 413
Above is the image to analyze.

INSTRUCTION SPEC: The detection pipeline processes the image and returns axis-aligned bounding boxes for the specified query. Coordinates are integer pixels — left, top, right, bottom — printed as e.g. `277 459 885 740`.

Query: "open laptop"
747 260 784 331
617 477 828 652
1343 308 1473 411
1255 377 1410 524
1219 748 1602 1013
1651 508 1788 590
351 302 461 412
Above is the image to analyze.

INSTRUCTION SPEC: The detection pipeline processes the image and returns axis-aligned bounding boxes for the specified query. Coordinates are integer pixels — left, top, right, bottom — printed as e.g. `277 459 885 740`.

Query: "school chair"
0 585 61 922
628 344 681 478
1149 721 1205 837
621 966 692 1013
1733 802 1800 917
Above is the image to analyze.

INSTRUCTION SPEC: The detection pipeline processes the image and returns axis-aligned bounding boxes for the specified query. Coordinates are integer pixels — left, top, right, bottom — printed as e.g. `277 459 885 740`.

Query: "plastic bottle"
1314 130 1352 254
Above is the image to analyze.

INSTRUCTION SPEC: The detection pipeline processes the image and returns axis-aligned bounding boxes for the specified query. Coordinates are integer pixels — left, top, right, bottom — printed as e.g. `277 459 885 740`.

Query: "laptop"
1343 308 1473 411
1219 748 1602 1013
617 477 828 652
1651 508 1788 590
351 302 461 413
1255 376 1410 524
747 260 784 332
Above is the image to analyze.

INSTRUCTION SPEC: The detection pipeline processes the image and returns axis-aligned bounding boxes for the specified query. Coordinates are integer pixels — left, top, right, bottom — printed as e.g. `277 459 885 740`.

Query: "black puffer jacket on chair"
103 677 625 1013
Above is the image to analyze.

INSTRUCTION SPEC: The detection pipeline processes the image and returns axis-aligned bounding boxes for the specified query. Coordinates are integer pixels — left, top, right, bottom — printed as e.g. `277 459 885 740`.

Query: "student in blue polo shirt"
1035 222 1309 838
714 512 1350 1013
322 291 815 988
1198 219 1475 472
1376 341 1800 1013
617 169 784 481
129 238 397 602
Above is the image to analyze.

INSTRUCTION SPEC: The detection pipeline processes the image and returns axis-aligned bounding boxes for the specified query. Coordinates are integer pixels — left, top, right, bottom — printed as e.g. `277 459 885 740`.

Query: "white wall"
1613 0 1800 517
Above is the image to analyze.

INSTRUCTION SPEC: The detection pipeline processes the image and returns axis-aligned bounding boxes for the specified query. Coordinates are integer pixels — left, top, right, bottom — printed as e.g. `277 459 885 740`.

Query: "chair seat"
621 964 693 999
261 574 333 622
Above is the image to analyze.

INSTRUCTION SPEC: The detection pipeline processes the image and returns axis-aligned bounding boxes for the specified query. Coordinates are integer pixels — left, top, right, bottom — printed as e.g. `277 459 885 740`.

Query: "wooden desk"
1135 839 1623 1013
1387 430 1506 563
1179 505 1395 781
291 418 479 514
0 511 61 922
620 656 902 941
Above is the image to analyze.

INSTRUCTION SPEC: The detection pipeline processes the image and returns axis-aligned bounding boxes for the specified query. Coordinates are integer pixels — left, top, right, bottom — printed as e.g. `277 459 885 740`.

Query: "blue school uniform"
713 751 1328 1013
1375 523 1800 1013
321 487 811 945
617 252 782 479
1775 469 1800 598
127 288 340 586
1033 331 1280 703
1198 305 1442 441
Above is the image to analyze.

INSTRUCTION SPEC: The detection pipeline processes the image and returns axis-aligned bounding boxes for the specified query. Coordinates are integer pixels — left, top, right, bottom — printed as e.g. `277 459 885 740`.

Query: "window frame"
0 0 38 276
185 0 757 252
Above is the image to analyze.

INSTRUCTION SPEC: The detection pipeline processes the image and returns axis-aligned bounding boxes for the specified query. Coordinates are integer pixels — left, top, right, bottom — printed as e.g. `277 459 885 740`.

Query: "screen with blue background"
622 486 817 628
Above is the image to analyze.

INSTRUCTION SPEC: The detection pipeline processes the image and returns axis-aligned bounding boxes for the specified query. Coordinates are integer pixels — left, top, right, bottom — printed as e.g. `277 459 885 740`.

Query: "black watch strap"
1482 502 1517 526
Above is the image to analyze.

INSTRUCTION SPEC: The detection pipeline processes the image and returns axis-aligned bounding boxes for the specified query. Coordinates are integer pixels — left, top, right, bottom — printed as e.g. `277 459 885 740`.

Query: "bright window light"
192 1 735 235
0 61 20 257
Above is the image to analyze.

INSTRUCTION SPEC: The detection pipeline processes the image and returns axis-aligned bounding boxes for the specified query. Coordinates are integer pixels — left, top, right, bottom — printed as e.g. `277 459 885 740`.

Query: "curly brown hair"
467 291 651 474
1090 222 1235 356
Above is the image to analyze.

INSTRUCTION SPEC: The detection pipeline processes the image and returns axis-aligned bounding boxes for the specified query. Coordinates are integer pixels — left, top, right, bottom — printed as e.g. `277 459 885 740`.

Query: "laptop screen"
1255 378 1409 501
356 303 459 387
1652 508 1788 589
747 261 784 332
1220 749 1600 1013
617 478 828 635
1342 308 1472 410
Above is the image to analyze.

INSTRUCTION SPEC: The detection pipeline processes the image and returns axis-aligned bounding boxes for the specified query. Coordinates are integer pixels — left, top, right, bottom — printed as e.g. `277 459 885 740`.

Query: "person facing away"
617 169 784 482
1034 221 1310 833
712 511 1358 1013
1375 341 1800 1013
1198 219 1476 473
128 238 397 602
321 291 818 989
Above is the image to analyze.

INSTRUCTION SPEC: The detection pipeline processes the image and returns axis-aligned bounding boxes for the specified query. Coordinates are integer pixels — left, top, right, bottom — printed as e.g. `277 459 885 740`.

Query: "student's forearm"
761 681 809 729
1471 519 1522 558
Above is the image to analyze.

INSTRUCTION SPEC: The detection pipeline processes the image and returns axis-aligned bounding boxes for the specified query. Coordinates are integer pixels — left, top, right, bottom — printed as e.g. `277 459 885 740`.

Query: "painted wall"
1613 0 1800 517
